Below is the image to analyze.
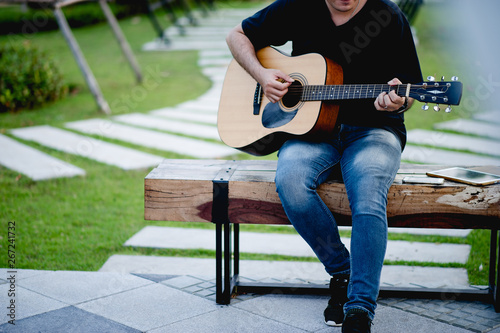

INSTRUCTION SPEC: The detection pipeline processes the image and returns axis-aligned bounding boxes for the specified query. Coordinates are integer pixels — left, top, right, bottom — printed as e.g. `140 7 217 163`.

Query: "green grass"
0 1 491 286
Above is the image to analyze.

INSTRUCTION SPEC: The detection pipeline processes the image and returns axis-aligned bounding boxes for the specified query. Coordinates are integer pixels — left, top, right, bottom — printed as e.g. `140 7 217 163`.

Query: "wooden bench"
144 159 500 308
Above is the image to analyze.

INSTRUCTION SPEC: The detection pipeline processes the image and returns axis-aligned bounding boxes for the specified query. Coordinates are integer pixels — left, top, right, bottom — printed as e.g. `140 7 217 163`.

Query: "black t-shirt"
241 0 423 148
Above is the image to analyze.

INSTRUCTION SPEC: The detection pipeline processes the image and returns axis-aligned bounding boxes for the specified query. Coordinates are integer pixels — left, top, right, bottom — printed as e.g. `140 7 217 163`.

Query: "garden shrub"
0 43 69 113
0 2 146 36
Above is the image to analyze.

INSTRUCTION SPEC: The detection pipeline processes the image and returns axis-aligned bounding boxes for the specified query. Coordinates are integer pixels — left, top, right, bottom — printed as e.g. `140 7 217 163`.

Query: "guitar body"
218 47 342 156
217 47 463 156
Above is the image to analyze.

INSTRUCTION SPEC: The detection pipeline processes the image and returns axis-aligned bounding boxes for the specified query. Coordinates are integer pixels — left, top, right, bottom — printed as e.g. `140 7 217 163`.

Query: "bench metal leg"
491 229 500 311
215 216 234 304
213 174 237 304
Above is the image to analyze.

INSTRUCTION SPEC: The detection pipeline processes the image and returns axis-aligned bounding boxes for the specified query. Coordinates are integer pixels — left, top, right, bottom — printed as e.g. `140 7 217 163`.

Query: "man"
226 0 422 332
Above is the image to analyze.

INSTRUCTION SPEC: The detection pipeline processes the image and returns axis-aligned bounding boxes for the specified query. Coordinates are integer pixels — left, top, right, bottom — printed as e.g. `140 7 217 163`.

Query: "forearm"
226 24 293 103
226 24 265 83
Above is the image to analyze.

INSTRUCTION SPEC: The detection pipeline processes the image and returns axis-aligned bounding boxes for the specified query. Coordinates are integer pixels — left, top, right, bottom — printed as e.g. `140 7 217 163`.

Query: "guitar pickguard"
261 102 298 129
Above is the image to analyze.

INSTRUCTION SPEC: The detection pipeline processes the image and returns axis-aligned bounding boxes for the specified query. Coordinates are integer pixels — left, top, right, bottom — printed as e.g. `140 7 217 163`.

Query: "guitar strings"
284 84 432 99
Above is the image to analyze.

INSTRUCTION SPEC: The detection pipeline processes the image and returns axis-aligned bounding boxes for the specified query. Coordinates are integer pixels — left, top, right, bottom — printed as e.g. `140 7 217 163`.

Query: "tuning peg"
445 106 452 113
441 76 445 81
451 76 459 81
422 103 429 111
427 76 435 82
434 104 440 112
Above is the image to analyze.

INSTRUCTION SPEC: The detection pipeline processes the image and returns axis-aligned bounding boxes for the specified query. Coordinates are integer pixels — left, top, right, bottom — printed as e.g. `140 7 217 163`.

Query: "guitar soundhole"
282 80 302 109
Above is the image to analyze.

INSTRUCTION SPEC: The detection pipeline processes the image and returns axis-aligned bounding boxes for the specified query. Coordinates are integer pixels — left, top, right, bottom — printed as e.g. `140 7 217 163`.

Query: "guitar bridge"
253 83 263 115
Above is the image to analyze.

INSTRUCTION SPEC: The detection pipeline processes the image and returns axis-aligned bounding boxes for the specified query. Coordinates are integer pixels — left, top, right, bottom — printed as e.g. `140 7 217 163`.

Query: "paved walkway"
2 268 499 332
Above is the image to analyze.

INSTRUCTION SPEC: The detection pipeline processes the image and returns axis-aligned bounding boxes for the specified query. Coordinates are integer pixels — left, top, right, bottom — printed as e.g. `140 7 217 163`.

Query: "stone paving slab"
76 283 218 332
198 57 232 67
17 271 154 305
10 125 164 170
234 294 331 332
2 269 494 333
143 39 229 52
402 144 500 165
113 113 220 140
175 99 219 113
0 306 141 333
369 227 470 237
124 226 471 264
65 119 236 158
99 255 472 290
372 306 473 333
407 129 500 157
201 66 228 82
151 306 307 333
474 111 500 125
150 107 217 124
0 283 67 324
0 133 85 181
434 119 500 140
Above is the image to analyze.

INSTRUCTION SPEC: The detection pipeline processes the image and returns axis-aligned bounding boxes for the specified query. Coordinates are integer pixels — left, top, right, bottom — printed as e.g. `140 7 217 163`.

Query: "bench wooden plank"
145 160 500 228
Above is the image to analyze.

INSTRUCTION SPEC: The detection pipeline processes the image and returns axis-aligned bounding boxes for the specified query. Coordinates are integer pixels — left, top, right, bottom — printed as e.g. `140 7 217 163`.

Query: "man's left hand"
374 78 406 112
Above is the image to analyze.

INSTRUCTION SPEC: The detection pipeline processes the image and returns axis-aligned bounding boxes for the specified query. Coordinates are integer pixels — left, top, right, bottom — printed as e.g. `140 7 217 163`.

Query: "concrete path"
2 268 497 333
402 144 500 165
0 133 85 180
123 226 471 264
407 129 500 157
100 254 473 291
113 113 220 140
10 125 164 170
65 119 235 159
435 119 500 141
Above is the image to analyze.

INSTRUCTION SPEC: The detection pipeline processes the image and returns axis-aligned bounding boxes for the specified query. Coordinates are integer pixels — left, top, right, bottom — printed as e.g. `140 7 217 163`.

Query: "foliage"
0 43 69 113
0 1 144 36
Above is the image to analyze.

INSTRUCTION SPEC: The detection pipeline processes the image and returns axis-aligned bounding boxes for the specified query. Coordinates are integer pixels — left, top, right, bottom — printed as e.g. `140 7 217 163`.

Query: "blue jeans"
275 124 402 319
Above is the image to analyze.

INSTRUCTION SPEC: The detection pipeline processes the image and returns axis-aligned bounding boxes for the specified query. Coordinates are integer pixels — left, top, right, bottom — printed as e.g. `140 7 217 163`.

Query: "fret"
299 84 407 102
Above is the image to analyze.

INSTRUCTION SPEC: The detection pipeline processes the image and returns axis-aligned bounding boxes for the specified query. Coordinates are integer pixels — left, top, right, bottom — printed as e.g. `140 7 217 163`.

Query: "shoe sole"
325 319 342 327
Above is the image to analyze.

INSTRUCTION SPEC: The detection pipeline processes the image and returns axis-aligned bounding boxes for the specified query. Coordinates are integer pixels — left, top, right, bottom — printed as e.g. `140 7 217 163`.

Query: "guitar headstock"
409 76 463 113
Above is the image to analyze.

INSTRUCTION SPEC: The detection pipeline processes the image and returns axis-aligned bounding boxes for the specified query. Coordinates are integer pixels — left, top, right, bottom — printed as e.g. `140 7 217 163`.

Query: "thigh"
340 126 402 207
276 138 342 190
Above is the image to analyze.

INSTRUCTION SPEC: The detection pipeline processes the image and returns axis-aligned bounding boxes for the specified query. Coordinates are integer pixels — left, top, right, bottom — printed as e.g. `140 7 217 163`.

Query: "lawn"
0 1 490 285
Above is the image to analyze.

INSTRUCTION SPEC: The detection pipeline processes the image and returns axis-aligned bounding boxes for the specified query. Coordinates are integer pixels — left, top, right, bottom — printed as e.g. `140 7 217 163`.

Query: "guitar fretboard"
301 84 406 101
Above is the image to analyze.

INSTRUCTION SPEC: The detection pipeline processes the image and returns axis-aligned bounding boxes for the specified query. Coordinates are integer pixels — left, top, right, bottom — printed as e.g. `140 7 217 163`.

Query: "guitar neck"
301 84 409 101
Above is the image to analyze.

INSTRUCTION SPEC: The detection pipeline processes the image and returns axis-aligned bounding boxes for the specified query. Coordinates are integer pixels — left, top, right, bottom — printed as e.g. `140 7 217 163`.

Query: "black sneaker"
342 309 372 333
324 273 349 326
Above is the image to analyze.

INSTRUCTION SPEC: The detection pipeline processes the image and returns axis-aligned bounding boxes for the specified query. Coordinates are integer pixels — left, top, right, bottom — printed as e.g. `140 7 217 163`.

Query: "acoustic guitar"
217 47 463 156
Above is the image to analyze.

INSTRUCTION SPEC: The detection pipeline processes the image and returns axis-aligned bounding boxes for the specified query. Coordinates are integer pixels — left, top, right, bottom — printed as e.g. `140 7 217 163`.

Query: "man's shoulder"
369 0 406 17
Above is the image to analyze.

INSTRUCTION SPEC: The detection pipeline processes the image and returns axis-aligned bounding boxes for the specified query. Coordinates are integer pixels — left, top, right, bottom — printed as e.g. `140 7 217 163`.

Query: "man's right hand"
257 68 294 104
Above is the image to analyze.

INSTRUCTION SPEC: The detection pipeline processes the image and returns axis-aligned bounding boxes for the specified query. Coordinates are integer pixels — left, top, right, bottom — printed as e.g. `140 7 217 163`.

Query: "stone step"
434 119 500 140
474 110 500 124
402 144 500 165
260 224 471 238
99 255 474 291
407 129 500 157
142 39 228 52
175 100 219 113
10 125 164 170
150 107 218 125
198 57 232 67
65 119 235 159
124 226 471 264
113 113 220 140
166 26 233 37
0 133 86 181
